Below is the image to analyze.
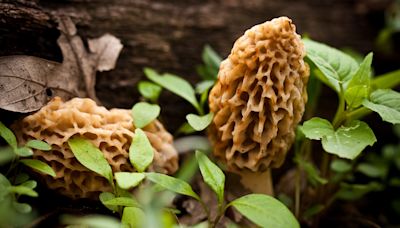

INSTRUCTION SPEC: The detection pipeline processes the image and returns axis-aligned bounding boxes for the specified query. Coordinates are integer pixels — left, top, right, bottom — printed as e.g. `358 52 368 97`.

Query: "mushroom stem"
233 169 274 196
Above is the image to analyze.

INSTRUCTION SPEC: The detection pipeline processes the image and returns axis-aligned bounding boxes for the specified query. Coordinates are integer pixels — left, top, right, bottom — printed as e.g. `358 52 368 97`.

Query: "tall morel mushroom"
208 17 309 194
13 97 178 199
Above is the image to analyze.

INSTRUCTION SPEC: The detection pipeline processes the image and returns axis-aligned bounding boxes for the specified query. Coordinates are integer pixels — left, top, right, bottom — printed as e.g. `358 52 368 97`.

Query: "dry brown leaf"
0 56 76 113
56 16 123 103
88 34 123 72
0 16 123 112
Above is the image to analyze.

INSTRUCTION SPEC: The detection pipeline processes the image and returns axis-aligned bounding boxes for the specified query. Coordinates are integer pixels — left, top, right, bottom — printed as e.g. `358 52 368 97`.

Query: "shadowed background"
1 0 398 132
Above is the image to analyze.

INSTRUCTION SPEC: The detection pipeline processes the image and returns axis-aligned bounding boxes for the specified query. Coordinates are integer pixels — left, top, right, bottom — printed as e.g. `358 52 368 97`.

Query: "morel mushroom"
13 97 178 199
208 17 309 194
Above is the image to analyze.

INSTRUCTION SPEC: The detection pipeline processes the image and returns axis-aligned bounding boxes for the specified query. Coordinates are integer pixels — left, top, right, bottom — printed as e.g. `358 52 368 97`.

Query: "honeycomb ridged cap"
13 97 178 199
208 17 309 172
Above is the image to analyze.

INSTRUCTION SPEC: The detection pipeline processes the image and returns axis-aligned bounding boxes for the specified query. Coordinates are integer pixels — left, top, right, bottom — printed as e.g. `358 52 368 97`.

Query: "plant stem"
212 213 224 228
211 205 229 228
332 88 346 129
195 103 205 116
372 69 400 89
198 199 211 226
324 86 345 180
294 166 301 218
346 107 372 122
320 153 331 179
294 139 309 218
318 85 346 208
6 155 18 177
321 87 345 180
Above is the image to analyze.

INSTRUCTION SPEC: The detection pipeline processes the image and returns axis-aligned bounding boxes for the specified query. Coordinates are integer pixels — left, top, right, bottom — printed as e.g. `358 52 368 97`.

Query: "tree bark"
0 0 393 131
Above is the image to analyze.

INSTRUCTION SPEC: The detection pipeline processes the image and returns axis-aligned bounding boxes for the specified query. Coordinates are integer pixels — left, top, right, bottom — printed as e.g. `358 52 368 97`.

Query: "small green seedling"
68 103 299 227
292 38 400 219
138 81 162 103
131 102 160 129
0 121 55 226
142 45 221 134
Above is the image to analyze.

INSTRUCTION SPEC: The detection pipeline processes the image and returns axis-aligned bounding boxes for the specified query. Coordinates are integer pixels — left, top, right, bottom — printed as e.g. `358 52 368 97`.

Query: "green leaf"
186 113 214 131
102 197 140 208
375 28 394 53
304 162 328 186
363 89 400 124
21 180 37 189
129 129 154 172
303 204 325 219
392 199 400 216
322 120 376 159
145 172 200 200
20 159 56 177
196 65 210 81
0 146 16 165
9 185 38 197
138 81 162 103
302 119 376 159
196 45 221 81
0 173 11 201
372 69 400 89
190 221 210 228
306 68 322 114
173 136 212 155
277 193 293 208
303 39 359 93
115 172 145 189
199 88 210 109
195 80 215 94
336 182 383 200
389 178 400 187
61 215 121 228
299 117 333 140
131 102 161 128
14 173 29 185
144 68 201 113
330 159 352 173
294 155 327 186
122 206 144 228
202 45 222 74
228 194 299 228
341 48 364 64
12 202 31 213
344 86 369 108
196 151 225 205
344 53 373 108
347 53 373 88
356 163 387 178
15 147 33 157
26 140 51 151
100 192 118 212
0 121 17 150
174 153 199 182
68 138 113 183
176 122 196 135
393 124 400 138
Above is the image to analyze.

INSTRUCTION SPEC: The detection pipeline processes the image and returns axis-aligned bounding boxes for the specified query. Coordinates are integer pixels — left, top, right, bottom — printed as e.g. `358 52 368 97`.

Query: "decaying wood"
0 15 122 112
0 0 392 130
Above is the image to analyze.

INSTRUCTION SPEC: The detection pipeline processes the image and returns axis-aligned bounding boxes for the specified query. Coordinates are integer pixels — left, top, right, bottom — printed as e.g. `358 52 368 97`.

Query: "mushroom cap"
13 97 178 199
208 17 309 172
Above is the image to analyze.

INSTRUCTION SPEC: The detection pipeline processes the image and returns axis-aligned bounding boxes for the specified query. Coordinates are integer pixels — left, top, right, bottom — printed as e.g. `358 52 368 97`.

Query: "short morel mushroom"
13 97 178 199
208 17 309 194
